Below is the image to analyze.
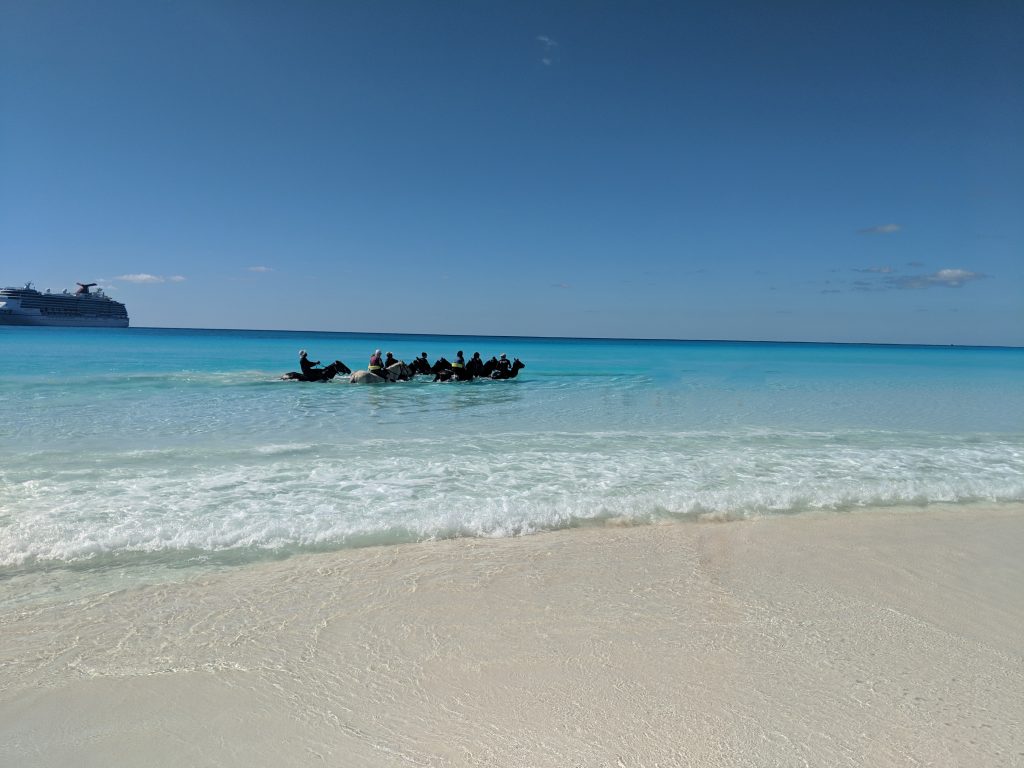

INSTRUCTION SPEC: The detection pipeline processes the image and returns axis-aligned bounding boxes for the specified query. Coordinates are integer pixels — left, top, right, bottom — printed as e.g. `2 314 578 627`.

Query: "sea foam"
2 431 1021 567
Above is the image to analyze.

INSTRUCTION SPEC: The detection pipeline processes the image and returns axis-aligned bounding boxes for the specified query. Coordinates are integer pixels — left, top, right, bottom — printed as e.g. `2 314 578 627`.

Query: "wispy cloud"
115 274 162 283
536 35 559 66
838 267 986 292
552 282 571 289
115 273 186 284
888 268 985 289
858 223 901 234
248 266 272 273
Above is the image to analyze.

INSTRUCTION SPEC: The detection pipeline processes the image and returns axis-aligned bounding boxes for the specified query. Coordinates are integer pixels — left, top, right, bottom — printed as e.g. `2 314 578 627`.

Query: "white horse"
349 361 414 384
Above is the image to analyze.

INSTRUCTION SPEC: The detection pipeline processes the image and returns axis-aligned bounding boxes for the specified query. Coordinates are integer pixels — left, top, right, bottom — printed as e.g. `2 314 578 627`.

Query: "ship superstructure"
0 282 129 327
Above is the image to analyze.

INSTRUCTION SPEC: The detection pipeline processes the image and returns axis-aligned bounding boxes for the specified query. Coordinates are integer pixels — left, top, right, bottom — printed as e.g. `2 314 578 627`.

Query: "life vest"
452 360 464 368
368 355 382 371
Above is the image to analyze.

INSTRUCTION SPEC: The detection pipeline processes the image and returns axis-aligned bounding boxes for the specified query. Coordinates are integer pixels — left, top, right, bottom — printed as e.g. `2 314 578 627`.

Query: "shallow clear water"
1 327 1022 575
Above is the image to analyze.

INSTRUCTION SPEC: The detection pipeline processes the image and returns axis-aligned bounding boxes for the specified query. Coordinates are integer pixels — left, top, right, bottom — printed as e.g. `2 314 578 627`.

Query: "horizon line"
130 325 1023 351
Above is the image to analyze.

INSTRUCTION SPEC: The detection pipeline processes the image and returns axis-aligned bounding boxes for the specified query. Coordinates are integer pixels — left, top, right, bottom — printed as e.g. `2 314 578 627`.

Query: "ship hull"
0 312 129 328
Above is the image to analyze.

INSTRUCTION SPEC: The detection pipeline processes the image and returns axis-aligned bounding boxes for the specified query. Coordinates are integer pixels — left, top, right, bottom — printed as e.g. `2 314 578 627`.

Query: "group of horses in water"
281 352 526 384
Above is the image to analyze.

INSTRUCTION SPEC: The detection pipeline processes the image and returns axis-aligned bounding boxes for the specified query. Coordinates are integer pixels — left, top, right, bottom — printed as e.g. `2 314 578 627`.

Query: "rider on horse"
466 352 484 378
299 350 321 377
368 349 384 375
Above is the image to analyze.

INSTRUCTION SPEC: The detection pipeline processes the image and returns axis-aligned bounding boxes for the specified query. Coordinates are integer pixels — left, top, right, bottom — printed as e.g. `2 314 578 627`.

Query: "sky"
1 1 1021 345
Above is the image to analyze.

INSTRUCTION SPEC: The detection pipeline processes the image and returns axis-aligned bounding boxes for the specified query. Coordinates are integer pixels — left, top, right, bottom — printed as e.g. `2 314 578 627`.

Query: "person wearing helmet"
299 349 321 377
495 353 512 376
368 348 384 375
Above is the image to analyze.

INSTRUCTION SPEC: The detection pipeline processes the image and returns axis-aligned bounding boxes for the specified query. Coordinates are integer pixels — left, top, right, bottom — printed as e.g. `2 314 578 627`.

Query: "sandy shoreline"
2 503 1023 767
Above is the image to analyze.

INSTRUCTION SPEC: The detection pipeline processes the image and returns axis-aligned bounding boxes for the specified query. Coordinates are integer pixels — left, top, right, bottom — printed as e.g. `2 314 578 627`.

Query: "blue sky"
2 1 1021 345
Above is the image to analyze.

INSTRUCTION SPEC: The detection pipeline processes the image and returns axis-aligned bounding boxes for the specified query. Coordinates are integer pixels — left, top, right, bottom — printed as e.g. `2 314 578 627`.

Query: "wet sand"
1 503 1022 767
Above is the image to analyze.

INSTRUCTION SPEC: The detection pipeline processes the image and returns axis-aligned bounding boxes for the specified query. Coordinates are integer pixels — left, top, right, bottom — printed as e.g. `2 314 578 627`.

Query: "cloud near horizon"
858 224 901 234
247 266 272 272
115 274 186 283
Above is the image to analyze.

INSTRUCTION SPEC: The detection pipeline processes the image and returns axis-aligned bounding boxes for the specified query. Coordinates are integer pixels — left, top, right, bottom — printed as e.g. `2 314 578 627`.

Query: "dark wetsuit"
466 353 484 378
496 357 512 376
300 356 321 377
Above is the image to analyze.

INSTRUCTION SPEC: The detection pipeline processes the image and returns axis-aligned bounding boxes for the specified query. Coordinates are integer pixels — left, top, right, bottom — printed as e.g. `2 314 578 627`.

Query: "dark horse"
489 358 525 380
433 357 525 381
281 360 352 382
409 356 433 376
431 357 474 382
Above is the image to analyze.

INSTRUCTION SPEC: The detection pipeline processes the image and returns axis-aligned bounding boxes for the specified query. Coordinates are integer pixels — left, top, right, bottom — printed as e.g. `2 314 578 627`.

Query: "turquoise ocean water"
1 327 1022 585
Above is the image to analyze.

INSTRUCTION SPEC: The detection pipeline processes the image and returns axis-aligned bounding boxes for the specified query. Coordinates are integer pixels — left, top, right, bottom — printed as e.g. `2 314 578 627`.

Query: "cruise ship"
0 282 129 327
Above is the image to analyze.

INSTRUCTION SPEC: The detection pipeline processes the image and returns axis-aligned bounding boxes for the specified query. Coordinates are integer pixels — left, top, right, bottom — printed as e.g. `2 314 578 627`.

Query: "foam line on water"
2 431 1022 567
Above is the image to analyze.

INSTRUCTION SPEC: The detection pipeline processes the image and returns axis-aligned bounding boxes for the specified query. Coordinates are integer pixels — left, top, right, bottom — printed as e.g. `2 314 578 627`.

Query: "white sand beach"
2 503 1022 767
